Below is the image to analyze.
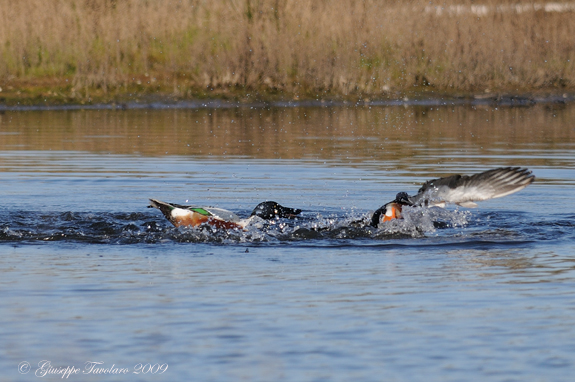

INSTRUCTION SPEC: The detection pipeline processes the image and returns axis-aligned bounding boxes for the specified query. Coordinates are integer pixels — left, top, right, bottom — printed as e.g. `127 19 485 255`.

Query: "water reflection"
1 105 574 170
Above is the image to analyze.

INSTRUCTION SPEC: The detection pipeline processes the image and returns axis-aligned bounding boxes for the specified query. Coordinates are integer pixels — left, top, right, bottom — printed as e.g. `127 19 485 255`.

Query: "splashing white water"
377 206 471 237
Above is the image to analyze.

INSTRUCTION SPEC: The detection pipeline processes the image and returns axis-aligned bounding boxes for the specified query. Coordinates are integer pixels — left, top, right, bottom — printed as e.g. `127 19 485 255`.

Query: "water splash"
0 207 523 245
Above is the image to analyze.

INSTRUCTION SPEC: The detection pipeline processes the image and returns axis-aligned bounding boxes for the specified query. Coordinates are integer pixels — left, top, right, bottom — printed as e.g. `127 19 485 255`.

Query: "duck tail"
148 199 175 221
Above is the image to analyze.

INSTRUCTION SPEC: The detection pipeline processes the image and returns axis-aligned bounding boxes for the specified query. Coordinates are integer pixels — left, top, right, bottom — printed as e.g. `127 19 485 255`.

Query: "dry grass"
1 0 574 99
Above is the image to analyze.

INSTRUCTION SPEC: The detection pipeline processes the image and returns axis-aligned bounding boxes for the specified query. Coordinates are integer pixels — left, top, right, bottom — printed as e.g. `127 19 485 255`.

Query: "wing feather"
149 199 241 223
202 207 241 223
409 167 534 207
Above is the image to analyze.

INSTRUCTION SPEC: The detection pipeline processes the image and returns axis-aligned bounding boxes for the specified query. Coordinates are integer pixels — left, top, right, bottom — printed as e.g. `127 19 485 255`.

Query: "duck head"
250 201 302 220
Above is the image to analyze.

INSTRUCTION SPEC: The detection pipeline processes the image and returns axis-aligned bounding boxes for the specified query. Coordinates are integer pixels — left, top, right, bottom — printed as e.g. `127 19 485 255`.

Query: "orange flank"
169 209 243 230
382 203 402 222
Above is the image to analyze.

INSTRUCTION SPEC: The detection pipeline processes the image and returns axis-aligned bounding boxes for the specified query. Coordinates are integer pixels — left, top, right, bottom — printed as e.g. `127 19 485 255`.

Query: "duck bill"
280 206 302 219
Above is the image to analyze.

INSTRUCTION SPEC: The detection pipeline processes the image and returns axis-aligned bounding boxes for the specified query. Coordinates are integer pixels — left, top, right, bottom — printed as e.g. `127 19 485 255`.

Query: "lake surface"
1 103 575 381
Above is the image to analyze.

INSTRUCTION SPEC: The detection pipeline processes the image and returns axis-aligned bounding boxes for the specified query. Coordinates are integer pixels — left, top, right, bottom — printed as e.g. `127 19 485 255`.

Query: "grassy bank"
1 0 574 104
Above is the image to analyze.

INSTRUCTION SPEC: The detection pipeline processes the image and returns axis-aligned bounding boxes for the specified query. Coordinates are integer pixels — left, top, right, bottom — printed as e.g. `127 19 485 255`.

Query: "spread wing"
408 167 535 208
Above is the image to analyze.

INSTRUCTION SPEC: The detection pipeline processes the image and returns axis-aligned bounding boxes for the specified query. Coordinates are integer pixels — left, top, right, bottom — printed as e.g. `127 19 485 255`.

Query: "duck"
149 199 302 229
370 167 535 227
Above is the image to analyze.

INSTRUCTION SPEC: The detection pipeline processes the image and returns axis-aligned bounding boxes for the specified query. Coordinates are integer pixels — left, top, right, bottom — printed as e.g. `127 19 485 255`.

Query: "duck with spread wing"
370 167 535 228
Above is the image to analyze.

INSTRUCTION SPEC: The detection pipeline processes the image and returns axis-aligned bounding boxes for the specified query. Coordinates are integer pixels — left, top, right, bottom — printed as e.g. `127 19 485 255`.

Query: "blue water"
1 105 575 381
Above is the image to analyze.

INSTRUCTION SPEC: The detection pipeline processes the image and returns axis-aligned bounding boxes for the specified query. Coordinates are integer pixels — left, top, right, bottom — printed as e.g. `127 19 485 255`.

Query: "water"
1 104 575 381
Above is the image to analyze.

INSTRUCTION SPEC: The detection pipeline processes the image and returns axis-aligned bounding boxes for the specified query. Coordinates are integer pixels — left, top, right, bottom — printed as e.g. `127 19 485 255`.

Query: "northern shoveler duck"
370 167 535 228
149 199 302 229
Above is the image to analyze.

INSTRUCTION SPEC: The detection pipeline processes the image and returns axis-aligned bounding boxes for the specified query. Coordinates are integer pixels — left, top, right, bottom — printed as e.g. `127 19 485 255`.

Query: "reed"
0 0 574 100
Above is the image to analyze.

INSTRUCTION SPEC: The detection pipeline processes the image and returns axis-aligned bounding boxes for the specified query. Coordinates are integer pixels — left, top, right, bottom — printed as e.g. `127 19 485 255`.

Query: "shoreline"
1 92 573 112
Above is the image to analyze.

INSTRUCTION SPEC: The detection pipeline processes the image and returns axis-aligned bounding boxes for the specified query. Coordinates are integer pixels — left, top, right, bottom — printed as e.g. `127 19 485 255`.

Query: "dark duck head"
250 201 302 220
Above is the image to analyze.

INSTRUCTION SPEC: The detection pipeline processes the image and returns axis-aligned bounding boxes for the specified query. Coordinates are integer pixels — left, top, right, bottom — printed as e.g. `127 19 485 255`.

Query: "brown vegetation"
0 0 574 101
